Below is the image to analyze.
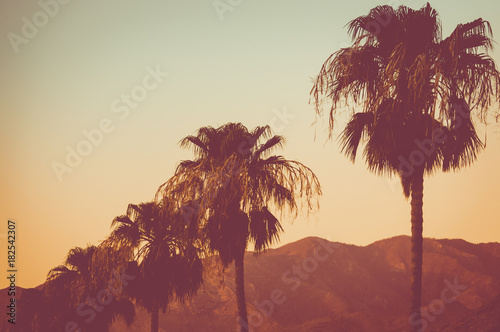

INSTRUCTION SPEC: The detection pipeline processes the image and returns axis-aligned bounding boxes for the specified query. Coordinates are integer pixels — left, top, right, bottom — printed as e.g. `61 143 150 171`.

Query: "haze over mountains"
3 236 500 331
112 236 500 331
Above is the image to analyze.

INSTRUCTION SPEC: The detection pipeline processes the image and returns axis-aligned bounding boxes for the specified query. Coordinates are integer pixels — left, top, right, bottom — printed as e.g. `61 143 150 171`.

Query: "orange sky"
1 0 500 289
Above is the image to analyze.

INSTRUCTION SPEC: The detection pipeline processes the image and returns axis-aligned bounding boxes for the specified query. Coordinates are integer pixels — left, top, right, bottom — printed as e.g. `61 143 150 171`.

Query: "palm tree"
156 123 322 331
105 201 204 332
14 287 53 332
46 245 135 331
310 3 500 331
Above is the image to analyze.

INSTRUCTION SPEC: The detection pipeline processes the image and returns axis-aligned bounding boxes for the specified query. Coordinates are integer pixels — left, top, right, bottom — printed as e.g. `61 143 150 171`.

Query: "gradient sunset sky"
1 0 499 289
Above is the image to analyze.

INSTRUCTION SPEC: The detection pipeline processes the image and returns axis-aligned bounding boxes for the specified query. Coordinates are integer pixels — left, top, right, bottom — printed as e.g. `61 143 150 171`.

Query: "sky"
1 0 500 289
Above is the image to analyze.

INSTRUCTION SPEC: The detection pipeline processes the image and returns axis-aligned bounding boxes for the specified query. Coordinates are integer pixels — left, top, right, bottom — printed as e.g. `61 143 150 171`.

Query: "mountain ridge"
3 235 500 331
113 235 500 331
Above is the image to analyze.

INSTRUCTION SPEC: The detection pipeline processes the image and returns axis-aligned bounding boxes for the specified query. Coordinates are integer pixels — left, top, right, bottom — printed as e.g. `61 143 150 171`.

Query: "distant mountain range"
3 236 500 331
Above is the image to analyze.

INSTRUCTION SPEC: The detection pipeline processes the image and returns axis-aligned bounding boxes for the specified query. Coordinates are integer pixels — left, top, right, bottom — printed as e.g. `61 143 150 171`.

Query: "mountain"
3 236 500 331
111 236 500 332
442 294 500 332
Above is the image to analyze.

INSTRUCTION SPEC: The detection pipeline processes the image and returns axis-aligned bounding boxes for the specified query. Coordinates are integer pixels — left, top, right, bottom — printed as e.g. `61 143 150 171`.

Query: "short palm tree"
311 3 500 331
156 123 321 331
106 201 204 332
14 288 53 331
46 245 135 331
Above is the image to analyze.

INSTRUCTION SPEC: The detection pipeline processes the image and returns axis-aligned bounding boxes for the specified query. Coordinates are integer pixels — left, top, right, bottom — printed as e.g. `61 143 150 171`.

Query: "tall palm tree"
156 123 322 331
105 201 204 332
46 245 135 331
310 3 500 331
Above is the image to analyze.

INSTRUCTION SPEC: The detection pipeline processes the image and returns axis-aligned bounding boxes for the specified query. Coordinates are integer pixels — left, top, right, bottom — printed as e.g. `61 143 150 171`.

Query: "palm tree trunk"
151 300 159 332
235 247 249 332
409 167 424 332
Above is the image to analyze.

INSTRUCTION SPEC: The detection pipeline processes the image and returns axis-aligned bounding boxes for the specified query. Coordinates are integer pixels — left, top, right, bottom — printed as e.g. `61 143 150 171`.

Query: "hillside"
3 236 500 331
112 236 500 331
442 294 500 332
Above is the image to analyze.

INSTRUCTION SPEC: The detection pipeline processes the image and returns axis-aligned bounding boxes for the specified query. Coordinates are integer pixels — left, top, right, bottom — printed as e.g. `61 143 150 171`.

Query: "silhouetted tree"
311 3 500 331
106 201 203 332
45 245 135 331
14 288 54 332
157 123 321 331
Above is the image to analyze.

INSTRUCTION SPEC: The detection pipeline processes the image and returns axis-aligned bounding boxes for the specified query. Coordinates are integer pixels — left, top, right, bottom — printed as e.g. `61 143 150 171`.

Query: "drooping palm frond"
340 112 374 162
15 288 51 332
64 245 95 271
311 2 499 195
442 98 484 170
346 5 396 42
47 265 75 280
254 135 285 160
311 44 382 132
250 125 273 141
46 245 97 298
311 5 498 331
102 200 204 315
179 135 209 157
249 207 284 253
156 123 321 267
155 123 321 332
43 243 136 331
436 18 500 121
203 208 249 266
247 155 321 213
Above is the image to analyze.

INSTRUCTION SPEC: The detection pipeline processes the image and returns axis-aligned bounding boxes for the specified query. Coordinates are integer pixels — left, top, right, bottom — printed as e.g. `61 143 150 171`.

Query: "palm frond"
340 112 374 162
312 2 499 198
249 207 284 253
254 135 285 160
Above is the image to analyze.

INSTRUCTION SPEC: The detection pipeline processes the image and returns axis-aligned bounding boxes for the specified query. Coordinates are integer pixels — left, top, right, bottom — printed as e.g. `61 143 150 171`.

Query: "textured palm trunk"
151 300 159 332
409 168 424 332
235 247 249 332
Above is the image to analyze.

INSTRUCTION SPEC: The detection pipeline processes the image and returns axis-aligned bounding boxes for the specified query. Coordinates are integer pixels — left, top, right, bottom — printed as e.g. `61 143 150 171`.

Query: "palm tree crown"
156 122 321 331
310 3 500 331
157 122 321 263
105 201 203 332
46 245 135 331
311 3 499 193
